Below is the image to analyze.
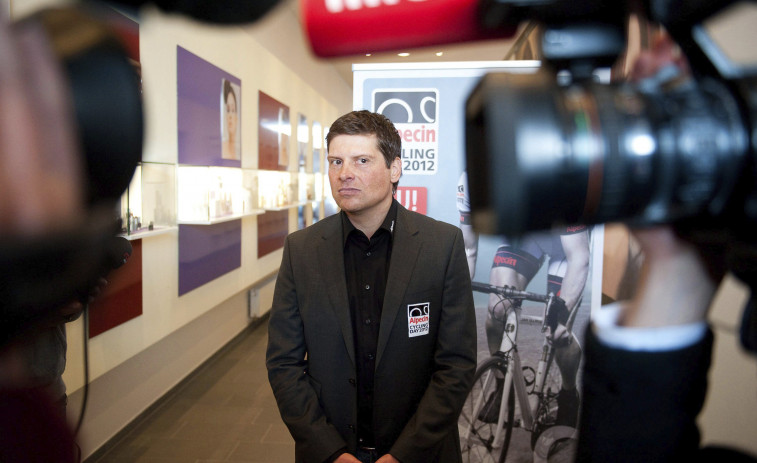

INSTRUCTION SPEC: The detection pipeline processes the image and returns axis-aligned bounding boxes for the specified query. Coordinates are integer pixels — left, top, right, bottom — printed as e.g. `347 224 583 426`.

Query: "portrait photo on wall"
177 46 242 168
221 79 241 161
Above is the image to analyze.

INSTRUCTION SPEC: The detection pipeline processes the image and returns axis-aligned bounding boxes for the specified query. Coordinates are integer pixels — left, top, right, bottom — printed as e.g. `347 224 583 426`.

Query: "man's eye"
358 158 368 164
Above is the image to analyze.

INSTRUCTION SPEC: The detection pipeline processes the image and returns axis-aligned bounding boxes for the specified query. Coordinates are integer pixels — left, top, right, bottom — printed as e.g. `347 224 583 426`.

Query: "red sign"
396 186 427 215
301 0 517 57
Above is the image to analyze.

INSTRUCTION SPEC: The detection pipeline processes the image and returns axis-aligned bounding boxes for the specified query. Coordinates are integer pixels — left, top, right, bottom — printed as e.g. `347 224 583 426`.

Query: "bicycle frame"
462 282 559 461
509 329 557 432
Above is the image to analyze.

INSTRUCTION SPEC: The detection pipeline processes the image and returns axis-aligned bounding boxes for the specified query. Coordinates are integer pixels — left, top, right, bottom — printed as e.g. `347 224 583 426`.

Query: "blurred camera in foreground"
465 1 757 243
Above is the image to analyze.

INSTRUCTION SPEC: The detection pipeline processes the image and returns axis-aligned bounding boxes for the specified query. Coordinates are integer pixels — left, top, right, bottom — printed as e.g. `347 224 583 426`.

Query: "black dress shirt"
341 200 397 449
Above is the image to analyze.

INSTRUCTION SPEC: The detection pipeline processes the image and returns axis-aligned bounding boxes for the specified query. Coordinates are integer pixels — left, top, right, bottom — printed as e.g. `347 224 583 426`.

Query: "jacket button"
348 425 355 432
349 378 356 386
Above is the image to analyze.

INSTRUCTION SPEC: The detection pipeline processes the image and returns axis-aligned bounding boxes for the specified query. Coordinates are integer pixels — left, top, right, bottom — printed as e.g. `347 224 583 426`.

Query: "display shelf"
121 225 177 240
119 162 177 236
298 172 316 203
259 170 298 209
263 201 309 212
177 166 261 225
177 210 265 225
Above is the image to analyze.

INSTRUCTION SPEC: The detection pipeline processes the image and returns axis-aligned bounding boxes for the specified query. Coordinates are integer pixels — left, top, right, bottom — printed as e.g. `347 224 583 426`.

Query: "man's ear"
390 157 402 182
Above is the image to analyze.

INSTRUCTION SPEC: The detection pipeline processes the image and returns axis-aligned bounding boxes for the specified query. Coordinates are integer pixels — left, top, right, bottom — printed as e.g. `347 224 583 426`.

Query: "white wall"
6 1 349 458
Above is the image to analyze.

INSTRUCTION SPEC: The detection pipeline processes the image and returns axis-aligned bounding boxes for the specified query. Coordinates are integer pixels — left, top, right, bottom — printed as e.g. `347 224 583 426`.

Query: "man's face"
327 133 401 218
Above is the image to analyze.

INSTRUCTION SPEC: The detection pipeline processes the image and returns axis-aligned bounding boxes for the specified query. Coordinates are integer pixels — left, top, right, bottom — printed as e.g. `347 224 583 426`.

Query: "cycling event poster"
354 62 607 463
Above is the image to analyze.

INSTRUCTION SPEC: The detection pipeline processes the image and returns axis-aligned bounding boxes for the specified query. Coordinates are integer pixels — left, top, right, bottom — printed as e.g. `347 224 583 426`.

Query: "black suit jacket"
576 326 757 462
266 204 477 463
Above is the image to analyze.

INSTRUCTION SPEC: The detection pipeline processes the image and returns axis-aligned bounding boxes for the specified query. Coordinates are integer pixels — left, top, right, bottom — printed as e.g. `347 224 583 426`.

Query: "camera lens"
466 70 748 236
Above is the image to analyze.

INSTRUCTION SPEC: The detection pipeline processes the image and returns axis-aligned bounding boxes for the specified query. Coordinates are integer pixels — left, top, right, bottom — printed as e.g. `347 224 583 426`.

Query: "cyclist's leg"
554 337 581 388
545 261 583 427
486 264 528 355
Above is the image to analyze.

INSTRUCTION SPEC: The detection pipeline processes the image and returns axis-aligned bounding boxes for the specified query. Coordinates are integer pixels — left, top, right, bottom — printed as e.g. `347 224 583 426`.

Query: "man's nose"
338 163 354 180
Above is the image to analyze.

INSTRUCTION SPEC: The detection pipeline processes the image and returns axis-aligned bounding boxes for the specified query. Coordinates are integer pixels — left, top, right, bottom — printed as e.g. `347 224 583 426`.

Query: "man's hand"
333 452 399 463
376 455 400 463
334 453 361 463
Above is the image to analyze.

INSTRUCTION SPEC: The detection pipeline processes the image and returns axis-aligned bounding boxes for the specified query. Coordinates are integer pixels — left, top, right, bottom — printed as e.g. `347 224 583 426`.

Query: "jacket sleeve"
265 235 347 463
575 325 712 463
390 228 478 462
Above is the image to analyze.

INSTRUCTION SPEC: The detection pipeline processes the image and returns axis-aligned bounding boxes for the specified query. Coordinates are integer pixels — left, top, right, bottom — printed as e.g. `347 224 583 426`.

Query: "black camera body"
466 0 756 237
466 64 753 237
465 0 757 348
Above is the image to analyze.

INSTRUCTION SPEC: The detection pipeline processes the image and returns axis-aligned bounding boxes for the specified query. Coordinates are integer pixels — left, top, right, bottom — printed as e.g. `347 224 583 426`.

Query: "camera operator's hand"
46 277 109 326
629 32 691 85
0 13 84 237
619 226 723 328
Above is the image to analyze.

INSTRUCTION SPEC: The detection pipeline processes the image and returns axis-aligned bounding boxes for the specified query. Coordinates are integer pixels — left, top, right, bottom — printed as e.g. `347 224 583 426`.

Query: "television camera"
464 0 757 349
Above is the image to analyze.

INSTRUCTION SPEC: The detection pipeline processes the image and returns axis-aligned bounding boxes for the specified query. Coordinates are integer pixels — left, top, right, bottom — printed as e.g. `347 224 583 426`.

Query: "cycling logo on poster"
373 89 438 175
407 302 430 337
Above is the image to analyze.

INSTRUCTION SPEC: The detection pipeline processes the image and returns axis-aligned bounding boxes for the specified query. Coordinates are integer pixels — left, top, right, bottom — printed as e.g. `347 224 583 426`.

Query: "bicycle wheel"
460 356 515 463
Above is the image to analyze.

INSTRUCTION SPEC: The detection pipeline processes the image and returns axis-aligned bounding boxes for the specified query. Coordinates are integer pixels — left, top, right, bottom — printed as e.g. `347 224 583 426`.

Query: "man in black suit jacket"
266 110 477 463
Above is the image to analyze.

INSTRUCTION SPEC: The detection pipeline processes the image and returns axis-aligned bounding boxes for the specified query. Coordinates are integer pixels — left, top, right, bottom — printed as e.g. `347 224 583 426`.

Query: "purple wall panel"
178 222 242 296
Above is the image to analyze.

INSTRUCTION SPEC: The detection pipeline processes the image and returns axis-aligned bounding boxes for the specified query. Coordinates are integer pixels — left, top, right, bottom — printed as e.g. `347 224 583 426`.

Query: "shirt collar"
341 199 398 247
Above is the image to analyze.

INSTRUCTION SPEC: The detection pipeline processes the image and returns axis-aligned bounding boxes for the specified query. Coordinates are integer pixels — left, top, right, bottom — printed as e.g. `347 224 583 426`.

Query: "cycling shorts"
491 247 543 281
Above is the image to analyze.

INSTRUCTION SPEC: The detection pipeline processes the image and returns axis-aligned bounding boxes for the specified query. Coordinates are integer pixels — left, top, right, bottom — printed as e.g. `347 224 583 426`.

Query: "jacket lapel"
376 206 421 367
316 216 356 366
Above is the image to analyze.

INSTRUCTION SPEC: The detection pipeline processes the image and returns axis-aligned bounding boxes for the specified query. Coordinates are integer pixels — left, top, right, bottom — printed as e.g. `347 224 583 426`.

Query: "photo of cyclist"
456 171 590 435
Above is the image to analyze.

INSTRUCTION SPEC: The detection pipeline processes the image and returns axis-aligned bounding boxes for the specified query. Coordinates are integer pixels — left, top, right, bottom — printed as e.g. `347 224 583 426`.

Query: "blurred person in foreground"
266 110 477 463
0 9 89 462
575 32 757 462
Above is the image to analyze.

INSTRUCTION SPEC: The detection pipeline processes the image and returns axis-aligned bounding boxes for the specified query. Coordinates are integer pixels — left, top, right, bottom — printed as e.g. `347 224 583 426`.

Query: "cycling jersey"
457 171 587 286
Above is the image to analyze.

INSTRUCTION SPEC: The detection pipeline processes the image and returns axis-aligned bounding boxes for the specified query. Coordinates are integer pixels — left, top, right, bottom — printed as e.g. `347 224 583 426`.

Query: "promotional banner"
354 62 537 229
355 62 603 462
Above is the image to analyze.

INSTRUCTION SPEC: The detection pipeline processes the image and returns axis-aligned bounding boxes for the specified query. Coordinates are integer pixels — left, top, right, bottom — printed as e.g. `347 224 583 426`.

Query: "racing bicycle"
460 282 578 463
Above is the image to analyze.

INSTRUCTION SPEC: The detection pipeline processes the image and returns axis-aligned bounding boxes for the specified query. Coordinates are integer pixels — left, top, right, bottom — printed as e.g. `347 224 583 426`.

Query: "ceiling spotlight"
436 52 443 57
398 52 410 57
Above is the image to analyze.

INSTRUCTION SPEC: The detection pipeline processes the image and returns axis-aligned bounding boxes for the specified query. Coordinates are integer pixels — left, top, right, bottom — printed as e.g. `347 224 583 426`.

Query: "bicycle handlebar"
471 281 552 303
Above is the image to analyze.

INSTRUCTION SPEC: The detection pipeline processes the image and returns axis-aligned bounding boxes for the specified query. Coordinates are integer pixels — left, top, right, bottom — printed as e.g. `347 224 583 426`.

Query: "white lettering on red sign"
325 0 428 14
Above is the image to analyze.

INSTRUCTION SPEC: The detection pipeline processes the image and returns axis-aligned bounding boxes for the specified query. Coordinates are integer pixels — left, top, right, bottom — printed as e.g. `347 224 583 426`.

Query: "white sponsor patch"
407 302 430 337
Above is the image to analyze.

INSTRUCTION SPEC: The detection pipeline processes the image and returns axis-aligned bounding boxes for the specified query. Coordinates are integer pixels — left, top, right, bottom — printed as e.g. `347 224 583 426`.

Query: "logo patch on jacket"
407 302 430 337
